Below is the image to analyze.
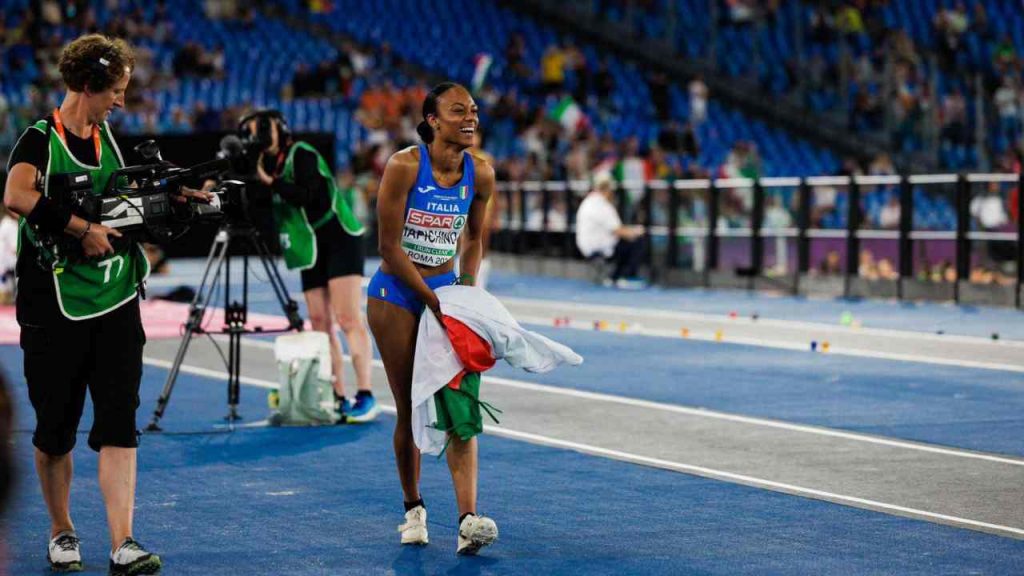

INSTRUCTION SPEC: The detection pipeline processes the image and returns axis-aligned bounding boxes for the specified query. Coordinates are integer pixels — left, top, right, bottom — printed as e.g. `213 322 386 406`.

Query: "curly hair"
58 34 135 93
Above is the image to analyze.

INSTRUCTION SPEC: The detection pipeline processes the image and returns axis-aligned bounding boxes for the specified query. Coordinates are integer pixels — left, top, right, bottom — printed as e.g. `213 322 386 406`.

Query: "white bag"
271 332 338 425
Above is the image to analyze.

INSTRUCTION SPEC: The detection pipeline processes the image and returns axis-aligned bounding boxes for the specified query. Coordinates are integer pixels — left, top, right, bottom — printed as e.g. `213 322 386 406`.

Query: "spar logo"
408 209 457 229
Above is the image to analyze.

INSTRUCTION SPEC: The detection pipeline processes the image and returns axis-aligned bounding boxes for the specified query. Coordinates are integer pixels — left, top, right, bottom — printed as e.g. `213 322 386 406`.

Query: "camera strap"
53 107 102 164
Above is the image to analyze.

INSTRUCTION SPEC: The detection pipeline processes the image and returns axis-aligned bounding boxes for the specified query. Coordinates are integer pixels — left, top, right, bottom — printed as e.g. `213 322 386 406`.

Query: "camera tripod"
145 220 303 431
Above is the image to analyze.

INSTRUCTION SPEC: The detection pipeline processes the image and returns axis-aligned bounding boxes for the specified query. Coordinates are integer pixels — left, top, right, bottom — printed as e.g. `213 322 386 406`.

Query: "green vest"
273 141 365 270
20 118 150 320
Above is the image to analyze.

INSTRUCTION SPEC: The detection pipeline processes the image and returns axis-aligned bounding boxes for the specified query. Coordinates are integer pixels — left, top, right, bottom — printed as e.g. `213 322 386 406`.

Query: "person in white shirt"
689 75 708 125
969 183 1013 268
970 184 1009 230
878 196 901 229
575 173 644 286
0 208 17 304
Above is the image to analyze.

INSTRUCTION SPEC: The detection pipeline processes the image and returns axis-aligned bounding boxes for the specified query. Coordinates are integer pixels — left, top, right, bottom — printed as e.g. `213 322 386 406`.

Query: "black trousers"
610 238 645 280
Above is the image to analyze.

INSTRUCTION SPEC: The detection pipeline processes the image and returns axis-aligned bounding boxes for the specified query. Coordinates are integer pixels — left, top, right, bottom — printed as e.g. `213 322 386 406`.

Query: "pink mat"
0 300 306 344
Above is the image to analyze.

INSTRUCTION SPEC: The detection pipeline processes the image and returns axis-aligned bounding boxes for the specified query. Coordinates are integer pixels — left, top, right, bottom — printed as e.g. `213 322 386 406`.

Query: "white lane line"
147 342 1024 468
142 358 1024 539
511 314 1024 374
485 426 1024 539
475 374 1024 468
501 296 1024 349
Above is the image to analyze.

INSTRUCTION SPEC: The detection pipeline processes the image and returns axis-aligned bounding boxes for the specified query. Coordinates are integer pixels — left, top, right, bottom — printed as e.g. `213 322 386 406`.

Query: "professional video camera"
35 140 245 263
216 109 289 176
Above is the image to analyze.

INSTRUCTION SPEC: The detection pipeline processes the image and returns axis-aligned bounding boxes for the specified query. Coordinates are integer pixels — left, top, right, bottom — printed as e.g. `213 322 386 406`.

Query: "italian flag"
471 53 493 94
549 95 588 135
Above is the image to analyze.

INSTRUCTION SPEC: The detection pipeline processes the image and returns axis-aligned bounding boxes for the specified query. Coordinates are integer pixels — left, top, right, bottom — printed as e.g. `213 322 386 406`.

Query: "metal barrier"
494 171 1024 308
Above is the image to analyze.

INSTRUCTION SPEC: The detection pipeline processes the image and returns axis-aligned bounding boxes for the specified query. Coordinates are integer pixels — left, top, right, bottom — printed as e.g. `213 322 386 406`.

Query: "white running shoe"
109 537 162 575
47 530 83 572
398 506 429 545
457 514 498 556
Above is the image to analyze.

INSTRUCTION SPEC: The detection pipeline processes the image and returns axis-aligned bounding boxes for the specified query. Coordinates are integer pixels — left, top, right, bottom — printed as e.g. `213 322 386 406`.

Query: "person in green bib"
3 34 162 574
243 110 378 423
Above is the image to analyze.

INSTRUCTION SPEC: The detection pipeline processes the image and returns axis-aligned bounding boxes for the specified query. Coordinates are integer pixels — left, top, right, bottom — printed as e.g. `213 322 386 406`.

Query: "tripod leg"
225 329 242 422
146 230 230 431
251 231 304 330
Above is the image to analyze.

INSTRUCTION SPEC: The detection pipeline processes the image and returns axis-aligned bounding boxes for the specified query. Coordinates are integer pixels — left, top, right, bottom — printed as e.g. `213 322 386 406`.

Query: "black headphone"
237 109 291 143
86 46 119 93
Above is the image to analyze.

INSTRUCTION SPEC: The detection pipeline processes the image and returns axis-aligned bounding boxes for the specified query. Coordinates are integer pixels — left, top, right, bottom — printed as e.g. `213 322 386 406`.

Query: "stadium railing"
492 172 1023 309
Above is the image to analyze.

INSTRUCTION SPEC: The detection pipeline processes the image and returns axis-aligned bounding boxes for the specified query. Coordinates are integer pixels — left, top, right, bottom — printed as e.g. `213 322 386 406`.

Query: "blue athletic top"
401 144 476 266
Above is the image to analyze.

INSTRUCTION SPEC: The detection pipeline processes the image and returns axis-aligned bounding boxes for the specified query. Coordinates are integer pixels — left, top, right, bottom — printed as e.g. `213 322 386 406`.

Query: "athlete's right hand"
428 298 443 323
81 223 122 258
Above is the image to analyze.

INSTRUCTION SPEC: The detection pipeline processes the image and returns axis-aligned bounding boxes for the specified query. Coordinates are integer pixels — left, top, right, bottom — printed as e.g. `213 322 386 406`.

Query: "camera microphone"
217 134 244 159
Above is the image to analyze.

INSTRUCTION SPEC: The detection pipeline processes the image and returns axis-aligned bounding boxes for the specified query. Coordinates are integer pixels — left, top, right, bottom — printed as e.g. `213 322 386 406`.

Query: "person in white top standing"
688 74 708 125
575 173 645 287
0 207 17 304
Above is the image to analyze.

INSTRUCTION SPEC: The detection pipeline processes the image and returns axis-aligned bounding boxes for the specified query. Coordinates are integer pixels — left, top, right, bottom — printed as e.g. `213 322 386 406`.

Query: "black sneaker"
109 537 161 575
47 530 83 572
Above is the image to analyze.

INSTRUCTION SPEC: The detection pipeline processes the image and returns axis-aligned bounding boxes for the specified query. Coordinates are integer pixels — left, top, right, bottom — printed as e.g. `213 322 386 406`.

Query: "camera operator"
243 110 378 422
3 34 165 574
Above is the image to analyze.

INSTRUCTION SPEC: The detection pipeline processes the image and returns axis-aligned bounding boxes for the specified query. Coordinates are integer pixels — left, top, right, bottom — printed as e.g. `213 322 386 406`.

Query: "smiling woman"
2 33 163 575
366 81 500 555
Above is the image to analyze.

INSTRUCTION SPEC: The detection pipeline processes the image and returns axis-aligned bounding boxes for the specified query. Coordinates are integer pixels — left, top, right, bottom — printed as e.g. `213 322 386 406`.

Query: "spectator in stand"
890 30 920 67
688 74 708 125
725 0 756 26
564 134 593 181
373 42 395 75
993 76 1021 147
764 194 793 273
807 6 835 47
940 86 969 147
164 106 193 133
835 2 865 37
878 195 900 230
993 34 1017 70
764 195 793 229
812 183 837 228
504 32 531 81
540 42 567 96
648 146 681 181
334 45 355 97
575 172 646 288
868 153 895 176
971 182 1015 272
971 183 1010 232
817 250 842 276
617 136 650 206
1010 184 1019 226
563 40 589 104
858 249 879 281
934 3 969 71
